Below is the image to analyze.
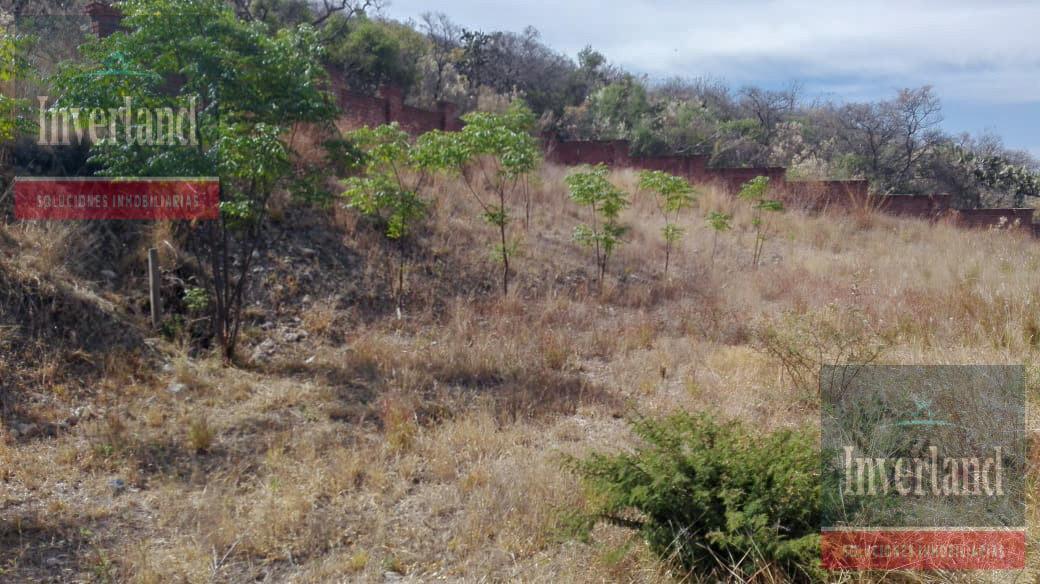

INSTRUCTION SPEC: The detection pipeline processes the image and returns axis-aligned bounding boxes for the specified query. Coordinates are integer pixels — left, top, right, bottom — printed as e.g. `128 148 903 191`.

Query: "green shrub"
571 413 821 581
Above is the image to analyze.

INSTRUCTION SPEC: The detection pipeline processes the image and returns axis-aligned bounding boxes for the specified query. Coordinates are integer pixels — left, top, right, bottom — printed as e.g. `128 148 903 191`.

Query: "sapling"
342 123 428 313
705 210 732 271
737 176 783 268
414 101 540 295
566 164 629 291
637 170 696 278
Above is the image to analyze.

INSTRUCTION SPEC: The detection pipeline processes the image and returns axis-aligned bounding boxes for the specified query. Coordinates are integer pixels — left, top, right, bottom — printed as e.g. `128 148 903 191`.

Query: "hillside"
1 163 1038 582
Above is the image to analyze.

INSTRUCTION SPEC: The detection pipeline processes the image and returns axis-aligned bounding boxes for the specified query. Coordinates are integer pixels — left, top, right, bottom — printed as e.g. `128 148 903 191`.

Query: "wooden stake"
148 247 162 328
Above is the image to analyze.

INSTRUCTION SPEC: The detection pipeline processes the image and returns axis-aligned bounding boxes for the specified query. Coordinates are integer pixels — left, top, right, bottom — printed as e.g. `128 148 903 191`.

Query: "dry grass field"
1 164 1038 582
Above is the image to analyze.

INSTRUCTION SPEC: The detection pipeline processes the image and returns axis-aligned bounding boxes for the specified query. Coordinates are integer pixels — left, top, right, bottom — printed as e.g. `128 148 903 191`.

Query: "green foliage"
706 210 733 233
51 0 336 361
0 30 16 141
637 170 696 277
342 123 429 308
738 176 784 268
566 164 628 288
706 210 733 270
572 413 821 581
958 148 1040 207
184 287 210 312
0 23 30 142
737 175 770 203
341 124 425 229
588 76 654 138
324 16 426 94
414 101 540 295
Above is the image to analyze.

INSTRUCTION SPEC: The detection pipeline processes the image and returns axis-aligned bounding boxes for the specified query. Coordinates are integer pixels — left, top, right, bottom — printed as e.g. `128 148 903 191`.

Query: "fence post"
148 247 162 329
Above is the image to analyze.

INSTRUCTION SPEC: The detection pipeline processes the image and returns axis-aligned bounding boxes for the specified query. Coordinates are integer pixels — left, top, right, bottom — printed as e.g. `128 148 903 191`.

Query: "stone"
109 478 126 495
251 339 277 363
13 422 38 438
167 382 187 395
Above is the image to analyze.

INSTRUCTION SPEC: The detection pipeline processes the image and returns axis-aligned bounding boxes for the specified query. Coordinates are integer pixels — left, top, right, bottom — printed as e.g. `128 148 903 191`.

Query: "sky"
383 0 1040 159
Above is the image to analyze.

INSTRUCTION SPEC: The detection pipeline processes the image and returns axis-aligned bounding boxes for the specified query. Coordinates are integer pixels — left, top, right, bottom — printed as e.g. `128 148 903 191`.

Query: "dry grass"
2 163 1039 582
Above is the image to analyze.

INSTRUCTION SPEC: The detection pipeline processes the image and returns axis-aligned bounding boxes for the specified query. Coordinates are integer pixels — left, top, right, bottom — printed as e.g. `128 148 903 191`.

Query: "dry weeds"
1 164 1038 582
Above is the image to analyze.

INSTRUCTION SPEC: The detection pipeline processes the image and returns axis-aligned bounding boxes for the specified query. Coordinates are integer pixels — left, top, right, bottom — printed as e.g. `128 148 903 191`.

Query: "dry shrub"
540 330 572 371
755 304 886 403
379 394 420 452
186 414 215 454
301 298 343 341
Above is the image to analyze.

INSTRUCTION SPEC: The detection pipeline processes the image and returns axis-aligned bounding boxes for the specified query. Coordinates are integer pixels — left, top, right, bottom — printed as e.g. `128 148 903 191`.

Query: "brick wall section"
630 155 710 182
542 137 780 191
85 2 123 38
709 167 787 192
783 180 870 211
544 139 632 167
335 85 462 134
336 89 389 130
956 208 1035 230
878 194 952 218
782 183 960 221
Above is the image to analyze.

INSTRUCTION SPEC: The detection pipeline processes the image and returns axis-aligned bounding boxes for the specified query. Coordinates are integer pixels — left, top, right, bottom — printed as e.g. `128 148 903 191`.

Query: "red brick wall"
783 183 956 220
956 208 1036 230
708 167 787 192
86 2 123 38
629 155 710 182
879 194 952 218
335 83 462 134
337 90 390 131
783 180 870 211
543 137 783 190
544 139 631 167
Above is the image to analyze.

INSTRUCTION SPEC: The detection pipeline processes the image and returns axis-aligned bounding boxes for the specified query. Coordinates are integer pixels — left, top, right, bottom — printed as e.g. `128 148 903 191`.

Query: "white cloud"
385 0 1040 103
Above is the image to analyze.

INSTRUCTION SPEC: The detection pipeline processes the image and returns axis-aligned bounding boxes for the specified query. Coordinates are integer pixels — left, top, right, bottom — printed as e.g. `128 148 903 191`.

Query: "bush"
572 413 821 581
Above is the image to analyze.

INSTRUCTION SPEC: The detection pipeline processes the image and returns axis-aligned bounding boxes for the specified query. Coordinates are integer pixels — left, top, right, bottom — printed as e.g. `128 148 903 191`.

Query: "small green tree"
52 0 336 362
637 170 696 278
342 123 428 313
738 176 783 268
565 164 628 290
705 210 732 271
414 101 540 296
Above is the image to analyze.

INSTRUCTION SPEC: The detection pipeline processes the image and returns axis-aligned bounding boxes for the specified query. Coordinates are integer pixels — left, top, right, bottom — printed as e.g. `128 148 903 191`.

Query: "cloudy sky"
384 0 1040 158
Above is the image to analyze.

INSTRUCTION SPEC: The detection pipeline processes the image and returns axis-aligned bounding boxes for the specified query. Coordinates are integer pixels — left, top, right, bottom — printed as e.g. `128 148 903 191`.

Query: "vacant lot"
1 165 1037 582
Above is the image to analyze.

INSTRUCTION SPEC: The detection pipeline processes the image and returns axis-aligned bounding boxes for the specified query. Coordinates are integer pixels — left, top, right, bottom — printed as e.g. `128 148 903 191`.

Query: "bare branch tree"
738 82 801 144
311 0 380 26
893 86 943 185
419 12 461 102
